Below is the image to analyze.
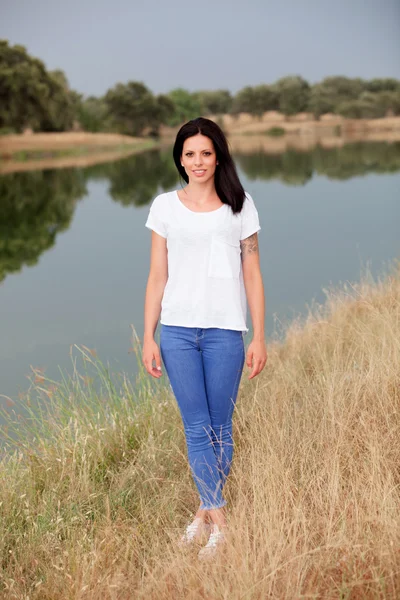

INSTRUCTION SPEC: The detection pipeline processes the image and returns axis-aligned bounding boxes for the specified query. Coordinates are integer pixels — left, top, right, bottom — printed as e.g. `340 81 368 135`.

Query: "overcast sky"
2 0 399 97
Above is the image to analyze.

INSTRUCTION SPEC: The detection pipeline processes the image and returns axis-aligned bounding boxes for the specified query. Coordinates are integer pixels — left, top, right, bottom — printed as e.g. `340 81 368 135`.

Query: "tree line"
1 40 400 137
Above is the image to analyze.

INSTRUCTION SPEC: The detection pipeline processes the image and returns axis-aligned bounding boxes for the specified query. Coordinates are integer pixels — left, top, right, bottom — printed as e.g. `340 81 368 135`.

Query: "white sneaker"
198 524 226 559
179 517 211 547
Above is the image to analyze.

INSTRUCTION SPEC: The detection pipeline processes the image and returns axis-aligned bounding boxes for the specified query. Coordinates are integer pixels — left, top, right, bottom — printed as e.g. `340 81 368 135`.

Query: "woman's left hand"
246 338 268 379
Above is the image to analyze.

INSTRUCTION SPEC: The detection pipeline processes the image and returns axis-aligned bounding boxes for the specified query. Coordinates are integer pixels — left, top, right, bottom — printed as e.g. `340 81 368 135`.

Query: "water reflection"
234 141 400 185
0 168 87 282
0 138 399 410
1 140 399 284
84 148 179 207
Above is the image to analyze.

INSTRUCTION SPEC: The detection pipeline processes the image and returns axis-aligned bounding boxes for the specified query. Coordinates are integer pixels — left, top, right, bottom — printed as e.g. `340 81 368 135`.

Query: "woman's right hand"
142 337 163 378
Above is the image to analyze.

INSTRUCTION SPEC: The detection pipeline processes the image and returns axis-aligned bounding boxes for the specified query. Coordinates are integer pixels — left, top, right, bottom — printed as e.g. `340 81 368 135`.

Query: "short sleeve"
145 195 167 239
240 192 261 240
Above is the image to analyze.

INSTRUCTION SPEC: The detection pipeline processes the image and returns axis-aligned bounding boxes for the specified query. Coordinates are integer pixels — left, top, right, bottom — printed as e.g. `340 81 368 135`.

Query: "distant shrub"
266 126 286 136
0 127 16 136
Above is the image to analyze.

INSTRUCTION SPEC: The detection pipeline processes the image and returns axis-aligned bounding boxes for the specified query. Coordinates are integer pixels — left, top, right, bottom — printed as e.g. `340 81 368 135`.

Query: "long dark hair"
172 117 246 214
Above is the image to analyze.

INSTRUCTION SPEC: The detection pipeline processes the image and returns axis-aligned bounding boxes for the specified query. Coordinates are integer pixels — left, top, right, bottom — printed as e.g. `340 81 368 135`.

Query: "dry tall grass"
1 260 399 599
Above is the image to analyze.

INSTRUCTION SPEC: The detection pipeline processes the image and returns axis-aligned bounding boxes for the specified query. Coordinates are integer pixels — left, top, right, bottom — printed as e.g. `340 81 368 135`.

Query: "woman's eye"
185 152 211 156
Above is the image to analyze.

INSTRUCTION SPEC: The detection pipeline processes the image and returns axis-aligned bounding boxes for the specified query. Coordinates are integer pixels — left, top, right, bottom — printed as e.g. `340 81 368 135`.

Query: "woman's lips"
193 170 206 176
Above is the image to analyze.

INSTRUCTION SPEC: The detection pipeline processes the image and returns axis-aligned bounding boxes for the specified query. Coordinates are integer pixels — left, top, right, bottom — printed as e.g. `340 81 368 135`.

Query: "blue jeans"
160 325 246 510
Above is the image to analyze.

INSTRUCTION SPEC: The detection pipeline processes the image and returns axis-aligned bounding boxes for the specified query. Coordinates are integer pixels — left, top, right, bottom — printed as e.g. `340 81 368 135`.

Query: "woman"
143 117 267 559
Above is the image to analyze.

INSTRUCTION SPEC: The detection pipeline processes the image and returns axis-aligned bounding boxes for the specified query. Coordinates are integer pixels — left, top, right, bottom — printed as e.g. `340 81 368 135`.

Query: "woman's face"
180 134 218 184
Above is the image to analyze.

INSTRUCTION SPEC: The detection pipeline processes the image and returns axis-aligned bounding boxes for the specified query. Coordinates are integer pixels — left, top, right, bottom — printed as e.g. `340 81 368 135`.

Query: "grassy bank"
0 132 159 162
6 141 157 162
1 261 399 598
0 145 160 175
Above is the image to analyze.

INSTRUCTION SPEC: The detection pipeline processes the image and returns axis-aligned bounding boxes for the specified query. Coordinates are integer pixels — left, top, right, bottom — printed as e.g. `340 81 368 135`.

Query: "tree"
193 90 233 115
364 78 400 93
231 86 256 115
366 90 400 116
252 84 280 115
76 95 112 132
337 91 400 119
147 94 175 135
308 76 365 118
104 81 157 136
308 83 337 118
231 84 278 116
165 88 202 126
274 75 310 115
336 99 372 119
103 81 172 136
0 40 75 132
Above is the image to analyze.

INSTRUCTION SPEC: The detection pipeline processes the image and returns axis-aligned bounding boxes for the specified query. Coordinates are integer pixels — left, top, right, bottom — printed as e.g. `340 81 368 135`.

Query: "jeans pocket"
207 235 241 279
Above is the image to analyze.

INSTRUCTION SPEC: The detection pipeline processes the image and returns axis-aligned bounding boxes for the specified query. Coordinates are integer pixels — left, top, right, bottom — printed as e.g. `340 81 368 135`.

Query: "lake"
1 139 399 405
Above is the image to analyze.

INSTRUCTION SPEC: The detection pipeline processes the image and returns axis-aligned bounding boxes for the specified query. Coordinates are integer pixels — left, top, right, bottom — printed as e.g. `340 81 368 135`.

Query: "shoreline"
159 113 400 138
0 142 163 174
1 130 399 176
0 115 399 174
0 132 160 161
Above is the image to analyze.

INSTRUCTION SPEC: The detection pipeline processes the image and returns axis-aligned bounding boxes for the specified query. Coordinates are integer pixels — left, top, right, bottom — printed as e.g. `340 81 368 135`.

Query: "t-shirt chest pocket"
208 233 241 279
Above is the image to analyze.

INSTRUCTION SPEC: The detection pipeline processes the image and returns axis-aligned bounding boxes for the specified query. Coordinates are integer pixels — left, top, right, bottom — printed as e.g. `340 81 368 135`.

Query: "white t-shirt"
145 189 261 335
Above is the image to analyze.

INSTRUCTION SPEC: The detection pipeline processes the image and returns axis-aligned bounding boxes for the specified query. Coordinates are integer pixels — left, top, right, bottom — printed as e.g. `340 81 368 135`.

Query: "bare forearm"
244 271 265 341
144 275 167 341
